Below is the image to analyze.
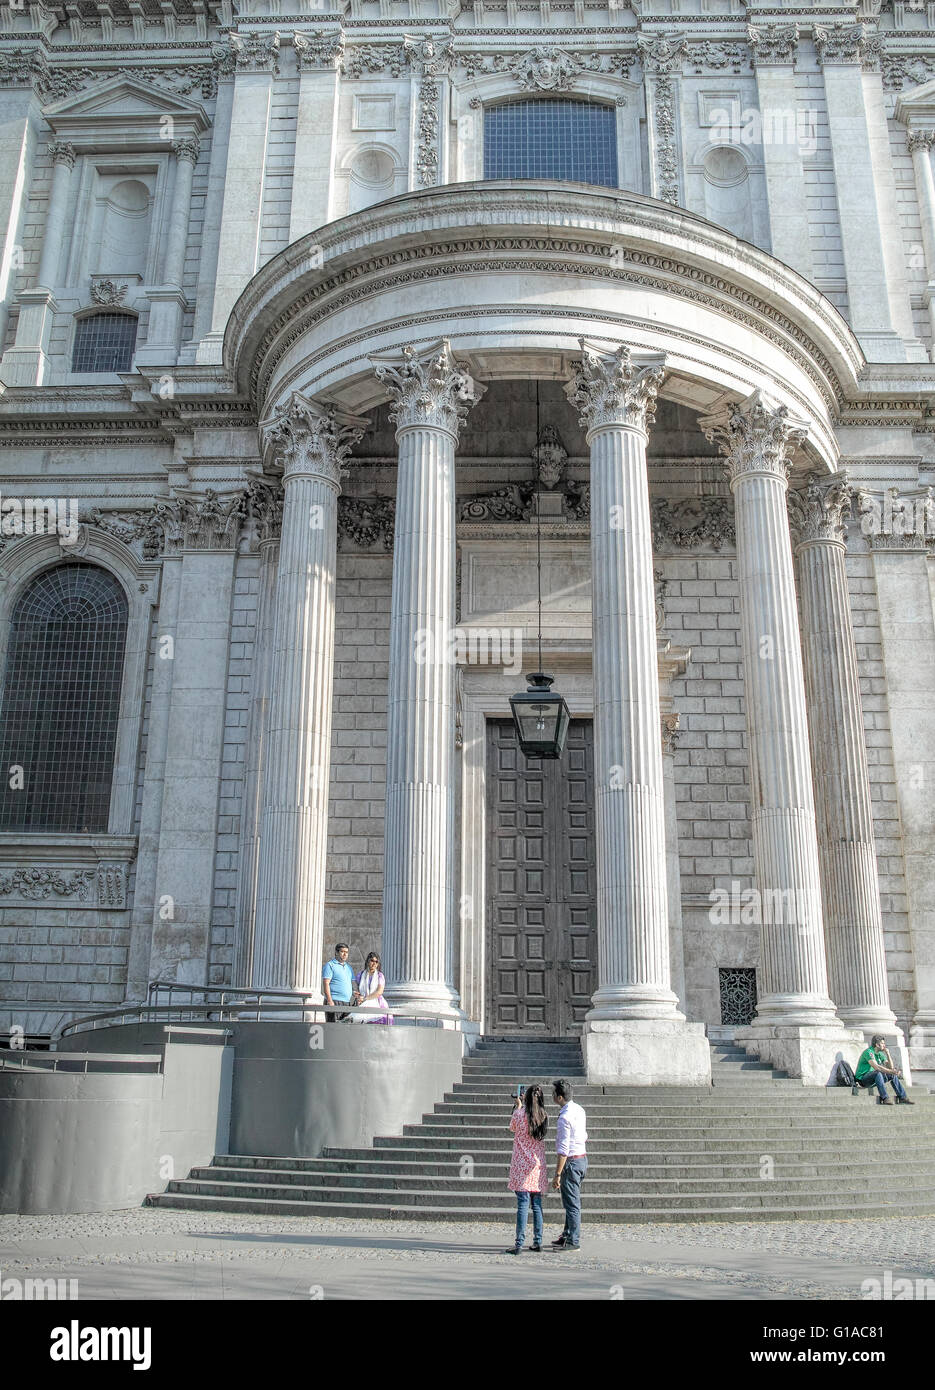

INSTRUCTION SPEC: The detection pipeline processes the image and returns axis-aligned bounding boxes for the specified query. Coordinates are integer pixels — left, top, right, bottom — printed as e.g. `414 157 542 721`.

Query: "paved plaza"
3 1208 934 1301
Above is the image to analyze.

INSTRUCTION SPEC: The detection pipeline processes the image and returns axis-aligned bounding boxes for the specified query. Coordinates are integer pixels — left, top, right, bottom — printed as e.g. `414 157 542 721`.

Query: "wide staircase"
150 1037 935 1222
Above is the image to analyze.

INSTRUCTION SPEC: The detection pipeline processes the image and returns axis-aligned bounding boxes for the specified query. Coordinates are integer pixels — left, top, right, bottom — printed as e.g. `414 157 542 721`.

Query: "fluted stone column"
788 475 901 1047
567 342 710 1084
371 340 478 1016
250 395 365 994
1 140 75 385
702 393 862 1082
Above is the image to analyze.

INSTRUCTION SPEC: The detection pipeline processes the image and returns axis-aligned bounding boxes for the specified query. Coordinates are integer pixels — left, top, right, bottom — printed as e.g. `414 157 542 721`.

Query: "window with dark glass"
0 565 128 832
484 99 618 188
71 313 137 373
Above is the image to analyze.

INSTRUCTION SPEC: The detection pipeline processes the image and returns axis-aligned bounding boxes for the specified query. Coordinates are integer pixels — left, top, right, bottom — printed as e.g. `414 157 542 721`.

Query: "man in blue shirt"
322 943 358 1021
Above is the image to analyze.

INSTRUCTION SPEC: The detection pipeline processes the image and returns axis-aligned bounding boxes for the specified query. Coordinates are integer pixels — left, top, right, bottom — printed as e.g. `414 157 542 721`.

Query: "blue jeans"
867 1068 907 1101
559 1157 588 1246
514 1191 543 1249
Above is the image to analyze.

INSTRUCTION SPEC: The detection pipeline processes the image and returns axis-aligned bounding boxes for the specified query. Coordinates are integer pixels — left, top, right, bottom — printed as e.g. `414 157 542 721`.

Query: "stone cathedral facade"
1 0 934 1085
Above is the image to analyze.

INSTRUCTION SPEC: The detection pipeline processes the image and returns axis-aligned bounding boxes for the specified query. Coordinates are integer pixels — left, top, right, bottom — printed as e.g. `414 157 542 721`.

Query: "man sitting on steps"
855 1035 914 1106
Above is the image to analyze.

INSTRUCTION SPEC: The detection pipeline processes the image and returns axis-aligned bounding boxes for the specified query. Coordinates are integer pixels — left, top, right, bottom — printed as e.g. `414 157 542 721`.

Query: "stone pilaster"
250 395 365 994
371 339 478 1015
788 475 901 1047
701 394 862 1083
232 479 282 988
0 140 75 386
747 25 812 278
906 130 935 310
137 137 200 366
566 342 709 1084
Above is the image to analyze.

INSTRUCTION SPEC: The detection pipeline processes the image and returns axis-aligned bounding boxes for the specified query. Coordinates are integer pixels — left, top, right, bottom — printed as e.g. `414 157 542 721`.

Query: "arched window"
484 99 618 188
71 312 137 374
0 564 128 832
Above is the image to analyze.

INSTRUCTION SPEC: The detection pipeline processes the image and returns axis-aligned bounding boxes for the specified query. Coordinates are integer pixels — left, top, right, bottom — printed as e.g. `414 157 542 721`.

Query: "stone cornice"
225 182 866 423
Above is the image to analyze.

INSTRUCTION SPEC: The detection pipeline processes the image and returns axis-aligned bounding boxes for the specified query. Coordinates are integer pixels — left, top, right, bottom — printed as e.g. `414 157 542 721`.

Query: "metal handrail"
56 998 459 1041
0 1049 163 1074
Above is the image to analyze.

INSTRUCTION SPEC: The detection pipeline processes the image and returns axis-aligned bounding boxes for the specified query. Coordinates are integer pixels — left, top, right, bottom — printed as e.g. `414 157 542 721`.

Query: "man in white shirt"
550 1078 588 1250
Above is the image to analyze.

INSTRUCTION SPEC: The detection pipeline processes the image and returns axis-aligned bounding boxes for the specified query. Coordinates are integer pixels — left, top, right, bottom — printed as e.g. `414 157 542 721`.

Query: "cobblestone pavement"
2 1209 933 1300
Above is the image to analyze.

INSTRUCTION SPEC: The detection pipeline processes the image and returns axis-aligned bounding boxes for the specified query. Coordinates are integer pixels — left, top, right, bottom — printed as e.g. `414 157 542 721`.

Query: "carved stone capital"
788 473 852 548
814 23 877 69
246 477 284 543
371 339 479 438
565 340 667 436
47 140 77 169
907 128 935 154
228 30 280 75
747 23 799 68
260 393 365 489
294 30 345 71
700 391 807 488
155 488 246 553
172 136 200 165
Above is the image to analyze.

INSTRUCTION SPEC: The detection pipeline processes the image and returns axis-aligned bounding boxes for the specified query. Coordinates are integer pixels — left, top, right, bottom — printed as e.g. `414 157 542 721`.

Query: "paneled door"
485 718 596 1034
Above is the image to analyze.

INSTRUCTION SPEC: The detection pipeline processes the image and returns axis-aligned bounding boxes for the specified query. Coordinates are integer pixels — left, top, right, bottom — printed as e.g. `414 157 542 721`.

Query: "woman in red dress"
505 1084 549 1254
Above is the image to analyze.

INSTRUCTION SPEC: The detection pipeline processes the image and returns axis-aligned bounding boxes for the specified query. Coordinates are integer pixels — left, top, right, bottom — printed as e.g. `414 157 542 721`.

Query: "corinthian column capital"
259 393 366 488
787 472 852 548
371 339 479 438
700 390 808 488
565 340 667 436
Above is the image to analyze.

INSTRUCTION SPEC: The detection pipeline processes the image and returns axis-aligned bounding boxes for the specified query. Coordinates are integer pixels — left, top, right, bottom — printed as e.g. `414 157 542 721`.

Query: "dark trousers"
559 1157 588 1246
860 1069 907 1101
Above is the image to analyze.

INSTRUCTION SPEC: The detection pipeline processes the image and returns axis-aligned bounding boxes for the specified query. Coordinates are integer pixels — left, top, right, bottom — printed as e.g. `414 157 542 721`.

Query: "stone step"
211 1154 935 1180
187 1166 935 1196
165 1176 935 1207
367 1136 923 1155
149 1190 935 1222
408 1115 935 1134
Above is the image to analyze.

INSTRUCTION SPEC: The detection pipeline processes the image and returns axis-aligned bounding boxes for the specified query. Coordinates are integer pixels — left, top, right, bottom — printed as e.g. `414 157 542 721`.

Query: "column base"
583 1019 712 1086
586 984 685 1022
735 1022 865 1085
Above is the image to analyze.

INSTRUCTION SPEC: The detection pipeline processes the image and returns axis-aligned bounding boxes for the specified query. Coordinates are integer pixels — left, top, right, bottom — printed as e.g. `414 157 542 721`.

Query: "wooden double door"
485 718 597 1034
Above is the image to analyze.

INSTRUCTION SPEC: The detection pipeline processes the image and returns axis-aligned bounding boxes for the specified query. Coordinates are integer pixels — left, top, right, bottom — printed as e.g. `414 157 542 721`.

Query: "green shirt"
856 1045 887 1081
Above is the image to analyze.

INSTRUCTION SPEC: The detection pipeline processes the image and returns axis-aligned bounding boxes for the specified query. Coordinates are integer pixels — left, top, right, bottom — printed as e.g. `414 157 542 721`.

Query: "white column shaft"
590 423 678 1018
382 422 458 1008
252 474 337 993
732 468 836 1021
796 536 895 1030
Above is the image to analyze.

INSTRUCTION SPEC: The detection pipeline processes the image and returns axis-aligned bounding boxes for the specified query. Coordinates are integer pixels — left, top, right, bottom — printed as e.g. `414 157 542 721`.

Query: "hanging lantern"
510 671 570 760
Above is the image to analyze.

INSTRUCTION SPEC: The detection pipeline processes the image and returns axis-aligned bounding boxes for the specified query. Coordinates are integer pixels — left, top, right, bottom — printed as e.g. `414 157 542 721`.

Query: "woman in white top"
352 951 394 1024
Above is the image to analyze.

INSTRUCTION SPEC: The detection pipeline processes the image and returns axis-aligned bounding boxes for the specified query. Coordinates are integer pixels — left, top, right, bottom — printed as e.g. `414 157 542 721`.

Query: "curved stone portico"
215 181 897 1084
